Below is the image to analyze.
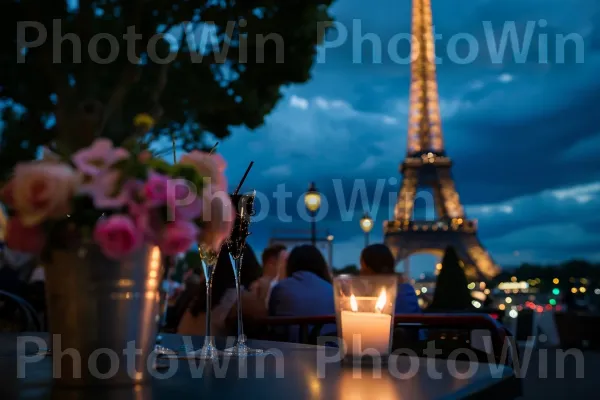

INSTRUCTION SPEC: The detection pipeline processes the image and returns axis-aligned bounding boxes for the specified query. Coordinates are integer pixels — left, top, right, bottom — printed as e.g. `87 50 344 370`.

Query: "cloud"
550 182 600 203
262 164 293 178
289 95 309 110
357 156 378 171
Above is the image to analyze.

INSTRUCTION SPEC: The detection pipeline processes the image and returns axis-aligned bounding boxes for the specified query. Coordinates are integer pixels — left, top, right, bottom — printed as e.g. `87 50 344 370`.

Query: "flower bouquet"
0 138 235 386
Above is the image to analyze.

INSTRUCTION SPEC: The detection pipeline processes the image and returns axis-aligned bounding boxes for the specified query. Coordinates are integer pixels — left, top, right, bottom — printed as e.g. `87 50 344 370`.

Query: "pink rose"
86 172 137 209
197 190 235 251
159 220 199 256
144 172 169 207
72 138 129 176
166 179 203 221
5 218 46 254
11 162 78 226
93 215 142 259
179 151 228 193
129 201 163 243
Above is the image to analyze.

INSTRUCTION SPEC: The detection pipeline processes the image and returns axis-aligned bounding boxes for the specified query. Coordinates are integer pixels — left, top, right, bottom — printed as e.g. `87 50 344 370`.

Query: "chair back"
0 290 42 332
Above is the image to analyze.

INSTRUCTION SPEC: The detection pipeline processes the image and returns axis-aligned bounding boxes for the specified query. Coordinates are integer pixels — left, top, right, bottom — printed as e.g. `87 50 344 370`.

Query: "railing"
260 313 509 365
385 219 477 233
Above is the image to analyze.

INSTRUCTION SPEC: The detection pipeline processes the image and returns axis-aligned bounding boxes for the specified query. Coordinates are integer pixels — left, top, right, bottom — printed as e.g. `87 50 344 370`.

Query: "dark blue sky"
201 0 600 275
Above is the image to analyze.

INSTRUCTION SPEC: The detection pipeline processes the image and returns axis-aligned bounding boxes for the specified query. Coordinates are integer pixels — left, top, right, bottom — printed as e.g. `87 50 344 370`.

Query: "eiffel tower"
384 0 500 281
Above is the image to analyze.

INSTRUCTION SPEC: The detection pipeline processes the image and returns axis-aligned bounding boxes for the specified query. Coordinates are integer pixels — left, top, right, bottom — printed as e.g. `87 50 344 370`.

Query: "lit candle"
341 289 392 356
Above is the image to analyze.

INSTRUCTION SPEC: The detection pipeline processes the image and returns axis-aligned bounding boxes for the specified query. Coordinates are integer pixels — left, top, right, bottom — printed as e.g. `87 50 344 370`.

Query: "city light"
549 299 557 306
359 213 374 233
498 281 529 290
472 300 481 308
421 287 428 293
509 309 518 318
553 278 559 285
580 287 586 293
571 288 578 294
467 282 475 290
595 288 600 295
505 297 512 304
552 288 560 296
511 276 517 282
304 183 321 212
498 304 506 310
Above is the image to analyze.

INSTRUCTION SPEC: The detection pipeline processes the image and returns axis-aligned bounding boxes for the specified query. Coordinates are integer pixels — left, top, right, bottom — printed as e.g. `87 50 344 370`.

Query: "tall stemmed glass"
223 191 263 356
154 256 178 356
183 243 221 359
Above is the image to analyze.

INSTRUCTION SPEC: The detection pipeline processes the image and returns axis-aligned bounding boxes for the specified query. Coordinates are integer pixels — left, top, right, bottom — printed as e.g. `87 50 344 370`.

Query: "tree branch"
98 65 141 135
97 0 145 137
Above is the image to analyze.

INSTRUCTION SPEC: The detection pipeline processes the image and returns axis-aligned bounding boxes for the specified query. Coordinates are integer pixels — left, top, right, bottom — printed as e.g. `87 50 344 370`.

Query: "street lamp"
359 212 374 247
304 182 321 245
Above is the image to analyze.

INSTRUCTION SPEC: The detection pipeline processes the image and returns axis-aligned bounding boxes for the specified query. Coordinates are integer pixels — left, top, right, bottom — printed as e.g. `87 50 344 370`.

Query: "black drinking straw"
233 161 254 196
208 142 219 154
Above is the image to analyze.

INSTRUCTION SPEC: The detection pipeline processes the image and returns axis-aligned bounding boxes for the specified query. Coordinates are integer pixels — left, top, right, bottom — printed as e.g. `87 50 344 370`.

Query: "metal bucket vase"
44 244 162 386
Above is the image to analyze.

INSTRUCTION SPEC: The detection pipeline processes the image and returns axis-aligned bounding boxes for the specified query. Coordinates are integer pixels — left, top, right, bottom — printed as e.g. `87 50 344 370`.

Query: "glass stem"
204 263 214 347
235 257 245 344
156 257 173 341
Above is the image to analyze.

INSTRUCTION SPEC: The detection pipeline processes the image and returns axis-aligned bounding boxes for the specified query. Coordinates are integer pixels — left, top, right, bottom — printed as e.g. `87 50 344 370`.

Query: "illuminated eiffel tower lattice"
384 0 500 280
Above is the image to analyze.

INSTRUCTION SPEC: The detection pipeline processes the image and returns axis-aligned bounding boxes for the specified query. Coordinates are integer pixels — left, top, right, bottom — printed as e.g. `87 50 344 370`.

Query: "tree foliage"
429 247 473 311
0 0 335 179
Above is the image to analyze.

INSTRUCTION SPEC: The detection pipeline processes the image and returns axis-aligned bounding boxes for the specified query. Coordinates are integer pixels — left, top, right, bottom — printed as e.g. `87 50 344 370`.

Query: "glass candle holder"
333 275 398 362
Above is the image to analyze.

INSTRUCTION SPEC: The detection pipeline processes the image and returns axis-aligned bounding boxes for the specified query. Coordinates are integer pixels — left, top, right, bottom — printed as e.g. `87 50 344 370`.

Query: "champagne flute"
183 243 221 359
223 191 264 356
154 256 178 356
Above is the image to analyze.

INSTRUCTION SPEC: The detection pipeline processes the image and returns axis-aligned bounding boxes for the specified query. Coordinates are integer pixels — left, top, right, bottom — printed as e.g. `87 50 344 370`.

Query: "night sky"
211 0 600 276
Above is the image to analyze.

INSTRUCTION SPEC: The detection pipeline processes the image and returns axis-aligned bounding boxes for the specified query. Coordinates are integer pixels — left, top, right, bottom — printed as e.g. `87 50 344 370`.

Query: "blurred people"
269 245 335 341
177 245 265 336
359 244 421 313
250 244 287 308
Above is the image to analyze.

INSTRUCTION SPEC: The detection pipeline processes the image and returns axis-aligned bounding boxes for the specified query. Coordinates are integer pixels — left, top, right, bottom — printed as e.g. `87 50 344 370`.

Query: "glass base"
181 343 222 360
223 341 265 357
154 344 178 356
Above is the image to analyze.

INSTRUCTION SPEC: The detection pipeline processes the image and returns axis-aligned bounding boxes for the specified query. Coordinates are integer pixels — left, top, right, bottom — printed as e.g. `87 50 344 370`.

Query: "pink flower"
87 171 132 209
11 162 78 226
5 218 46 254
179 151 228 193
129 201 163 242
144 172 169 207
197 190 235 251
93 215 142 259
166 179 203 221
73 138 129 176
159 220 199 256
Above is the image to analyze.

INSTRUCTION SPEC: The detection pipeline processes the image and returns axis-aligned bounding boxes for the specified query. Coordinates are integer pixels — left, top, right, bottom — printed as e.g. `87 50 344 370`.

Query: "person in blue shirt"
359 244 421 314
268 245 336 341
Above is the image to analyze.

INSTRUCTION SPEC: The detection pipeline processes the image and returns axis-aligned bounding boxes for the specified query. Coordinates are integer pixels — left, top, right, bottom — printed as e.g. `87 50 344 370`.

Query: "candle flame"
350 294 358 312
375 288 387 312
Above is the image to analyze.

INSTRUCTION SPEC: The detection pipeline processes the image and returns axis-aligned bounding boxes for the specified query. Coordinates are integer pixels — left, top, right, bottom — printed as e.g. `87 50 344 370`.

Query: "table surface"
0 333 519 400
